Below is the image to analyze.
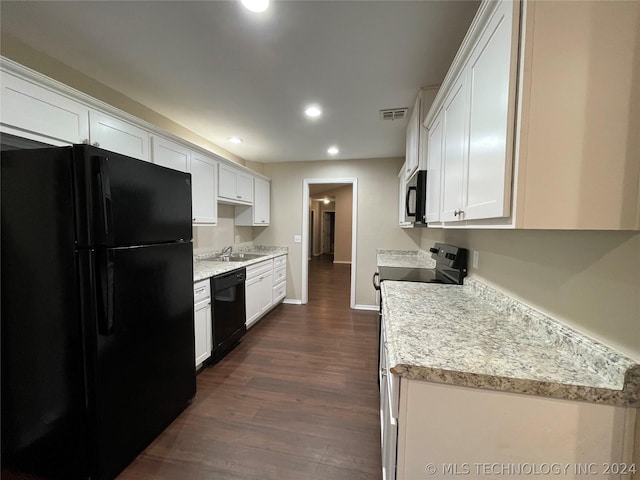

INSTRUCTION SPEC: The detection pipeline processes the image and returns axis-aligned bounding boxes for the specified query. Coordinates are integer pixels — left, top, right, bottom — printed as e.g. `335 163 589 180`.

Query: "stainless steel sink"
202 253 267 262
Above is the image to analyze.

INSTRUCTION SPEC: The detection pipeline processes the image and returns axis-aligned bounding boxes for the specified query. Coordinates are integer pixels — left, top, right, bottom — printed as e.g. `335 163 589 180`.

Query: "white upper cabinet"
218 163 253 205
151 136 190 172
190 153 218 225
425 110 444 223
463 1 515 220
404 94 421 179
425 0 518 225
235 176 271 226
1 71 89 146
89 110 150 161
440 75 469 222
253 177 270 225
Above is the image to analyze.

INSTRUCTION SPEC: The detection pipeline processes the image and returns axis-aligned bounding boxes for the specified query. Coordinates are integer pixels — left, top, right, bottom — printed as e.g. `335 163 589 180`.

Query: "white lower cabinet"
193 280 212 368
245 255 287 329
395 380 636 480
245 260 274 329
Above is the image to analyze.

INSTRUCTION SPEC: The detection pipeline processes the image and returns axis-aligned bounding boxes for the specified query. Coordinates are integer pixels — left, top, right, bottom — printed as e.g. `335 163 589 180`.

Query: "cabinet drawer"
194 279 210 303
273 265 286 284
273 254 287 268
246 259 273 279
272 281 286 303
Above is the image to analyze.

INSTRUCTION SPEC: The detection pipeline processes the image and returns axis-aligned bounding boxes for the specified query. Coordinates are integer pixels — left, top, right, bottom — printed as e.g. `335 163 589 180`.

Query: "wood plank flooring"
118 254 382 480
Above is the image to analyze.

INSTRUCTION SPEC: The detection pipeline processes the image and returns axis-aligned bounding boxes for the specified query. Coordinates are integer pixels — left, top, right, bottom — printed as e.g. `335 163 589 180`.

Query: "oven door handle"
372 272 380 291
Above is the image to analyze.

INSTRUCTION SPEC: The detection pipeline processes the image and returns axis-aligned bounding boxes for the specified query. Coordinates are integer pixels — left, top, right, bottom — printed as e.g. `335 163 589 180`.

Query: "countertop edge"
390 364 639 408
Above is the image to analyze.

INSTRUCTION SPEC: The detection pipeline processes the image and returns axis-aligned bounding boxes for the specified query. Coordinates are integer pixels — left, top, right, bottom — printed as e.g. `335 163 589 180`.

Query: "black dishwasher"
211 267 247 361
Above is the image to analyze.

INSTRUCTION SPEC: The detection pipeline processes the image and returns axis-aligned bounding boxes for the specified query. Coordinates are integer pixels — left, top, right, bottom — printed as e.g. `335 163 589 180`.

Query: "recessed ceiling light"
323 198 331 204
327 146 339 155
304 105 322 118
241 0 269 13
227 137 243 144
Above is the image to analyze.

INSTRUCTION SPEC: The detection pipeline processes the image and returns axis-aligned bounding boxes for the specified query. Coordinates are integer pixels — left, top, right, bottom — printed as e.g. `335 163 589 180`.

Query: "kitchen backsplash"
193 204 254 254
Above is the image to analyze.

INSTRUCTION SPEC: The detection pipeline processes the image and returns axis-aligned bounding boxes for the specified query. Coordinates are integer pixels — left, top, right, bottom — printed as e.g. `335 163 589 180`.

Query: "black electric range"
374 243 468 292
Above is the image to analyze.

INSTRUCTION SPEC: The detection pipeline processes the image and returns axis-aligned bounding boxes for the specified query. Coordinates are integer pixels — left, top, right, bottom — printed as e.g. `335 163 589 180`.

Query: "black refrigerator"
1 145 197 479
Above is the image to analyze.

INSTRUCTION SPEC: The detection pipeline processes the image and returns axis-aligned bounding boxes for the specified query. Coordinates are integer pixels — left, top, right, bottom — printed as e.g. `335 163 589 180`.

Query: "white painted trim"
333 261 352 265
301 178 358 309
354 304 379 312
283 298 303 305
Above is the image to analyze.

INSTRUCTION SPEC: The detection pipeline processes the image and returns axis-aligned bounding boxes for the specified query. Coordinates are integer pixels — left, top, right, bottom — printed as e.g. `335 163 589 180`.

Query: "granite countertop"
193 246 288 282
377 248 435 268
381 277 639 407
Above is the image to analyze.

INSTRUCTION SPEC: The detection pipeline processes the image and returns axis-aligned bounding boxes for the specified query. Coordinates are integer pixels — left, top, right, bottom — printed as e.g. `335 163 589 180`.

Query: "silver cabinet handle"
454 209 464 217
93 142 100 147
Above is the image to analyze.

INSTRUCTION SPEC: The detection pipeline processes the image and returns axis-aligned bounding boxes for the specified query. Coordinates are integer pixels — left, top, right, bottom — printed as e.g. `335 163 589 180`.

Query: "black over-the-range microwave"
405 170 428 227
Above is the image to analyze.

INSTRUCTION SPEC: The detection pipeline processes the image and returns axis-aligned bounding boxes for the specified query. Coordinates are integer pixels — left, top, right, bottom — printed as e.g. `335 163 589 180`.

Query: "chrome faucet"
221 245 233 257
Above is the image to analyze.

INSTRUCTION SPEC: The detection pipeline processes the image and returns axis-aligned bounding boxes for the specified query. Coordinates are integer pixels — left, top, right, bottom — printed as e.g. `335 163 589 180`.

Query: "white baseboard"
283 298 303 305
333 260 352 264
354 304 379 311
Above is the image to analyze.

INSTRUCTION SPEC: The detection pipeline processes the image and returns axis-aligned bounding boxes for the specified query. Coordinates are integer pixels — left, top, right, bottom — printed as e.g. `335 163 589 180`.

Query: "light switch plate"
294 235 302 243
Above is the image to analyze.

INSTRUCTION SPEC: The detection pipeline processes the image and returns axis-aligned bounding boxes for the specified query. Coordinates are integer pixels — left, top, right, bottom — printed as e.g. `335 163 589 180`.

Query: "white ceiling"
0 1 479 163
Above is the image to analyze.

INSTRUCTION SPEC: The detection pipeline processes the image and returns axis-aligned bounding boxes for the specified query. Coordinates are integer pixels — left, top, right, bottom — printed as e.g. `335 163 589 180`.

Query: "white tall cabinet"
190 153 218 225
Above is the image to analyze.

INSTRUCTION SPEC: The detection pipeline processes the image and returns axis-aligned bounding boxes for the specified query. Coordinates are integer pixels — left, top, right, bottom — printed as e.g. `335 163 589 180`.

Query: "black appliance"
1 145 196 480
405 169 428 227
211 267 247 361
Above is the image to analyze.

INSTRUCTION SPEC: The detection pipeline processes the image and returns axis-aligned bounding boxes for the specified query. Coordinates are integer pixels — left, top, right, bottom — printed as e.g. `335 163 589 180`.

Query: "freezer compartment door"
74 145 192 248
92 241 195 480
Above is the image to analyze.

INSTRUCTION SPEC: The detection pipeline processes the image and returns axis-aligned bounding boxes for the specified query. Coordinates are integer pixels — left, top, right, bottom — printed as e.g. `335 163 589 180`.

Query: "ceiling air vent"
379 108 408 121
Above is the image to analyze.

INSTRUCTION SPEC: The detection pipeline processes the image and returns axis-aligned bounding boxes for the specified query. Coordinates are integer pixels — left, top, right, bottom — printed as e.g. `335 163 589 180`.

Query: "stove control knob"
429 248 439 254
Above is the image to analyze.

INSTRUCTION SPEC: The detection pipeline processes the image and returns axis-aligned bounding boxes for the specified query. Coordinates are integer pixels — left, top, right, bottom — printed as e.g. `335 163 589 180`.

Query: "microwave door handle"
406 186 417 217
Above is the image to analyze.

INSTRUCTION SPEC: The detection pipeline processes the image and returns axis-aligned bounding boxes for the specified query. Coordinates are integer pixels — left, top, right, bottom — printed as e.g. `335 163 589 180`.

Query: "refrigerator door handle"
96 249 115 336
95 156 114 245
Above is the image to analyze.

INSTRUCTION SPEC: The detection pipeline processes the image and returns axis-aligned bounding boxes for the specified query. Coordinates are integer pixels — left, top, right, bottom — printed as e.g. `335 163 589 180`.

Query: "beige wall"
330 185 353 263
420 228 640 361
254 158 422 306
193 205 254 255
1 33 246 166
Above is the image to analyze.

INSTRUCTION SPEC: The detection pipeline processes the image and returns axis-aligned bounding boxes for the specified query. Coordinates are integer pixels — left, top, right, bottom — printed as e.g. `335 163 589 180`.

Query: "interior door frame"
301 178 357 308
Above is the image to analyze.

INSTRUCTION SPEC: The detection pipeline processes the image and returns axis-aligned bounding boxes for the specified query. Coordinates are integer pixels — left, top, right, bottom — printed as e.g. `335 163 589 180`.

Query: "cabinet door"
1 72 89 145
425 110 444 223
464 0 516 220
194 299 212 367
191 154 218 225
89 111 150 161
218 164 237 200
152 136 190 172
404 94 421 179
440 75 468 222
259 271 274 315
245 275 262 328
253 177 270 225
237 172 254 203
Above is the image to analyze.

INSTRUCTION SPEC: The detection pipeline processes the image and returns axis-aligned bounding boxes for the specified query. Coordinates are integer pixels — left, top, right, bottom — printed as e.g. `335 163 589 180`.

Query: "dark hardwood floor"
118 254 382 480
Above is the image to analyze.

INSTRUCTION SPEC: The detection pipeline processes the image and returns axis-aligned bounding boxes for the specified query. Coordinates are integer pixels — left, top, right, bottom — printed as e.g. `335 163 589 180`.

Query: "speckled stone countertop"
376 249 436 268
193 246 288 282
381 277 639 407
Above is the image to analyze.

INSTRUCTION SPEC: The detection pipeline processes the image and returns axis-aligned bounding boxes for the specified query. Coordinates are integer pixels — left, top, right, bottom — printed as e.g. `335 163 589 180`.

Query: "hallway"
118 255 381 479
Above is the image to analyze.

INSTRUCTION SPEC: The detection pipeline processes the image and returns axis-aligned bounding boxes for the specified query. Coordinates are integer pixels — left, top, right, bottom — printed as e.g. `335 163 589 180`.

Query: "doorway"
301 178 357 308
